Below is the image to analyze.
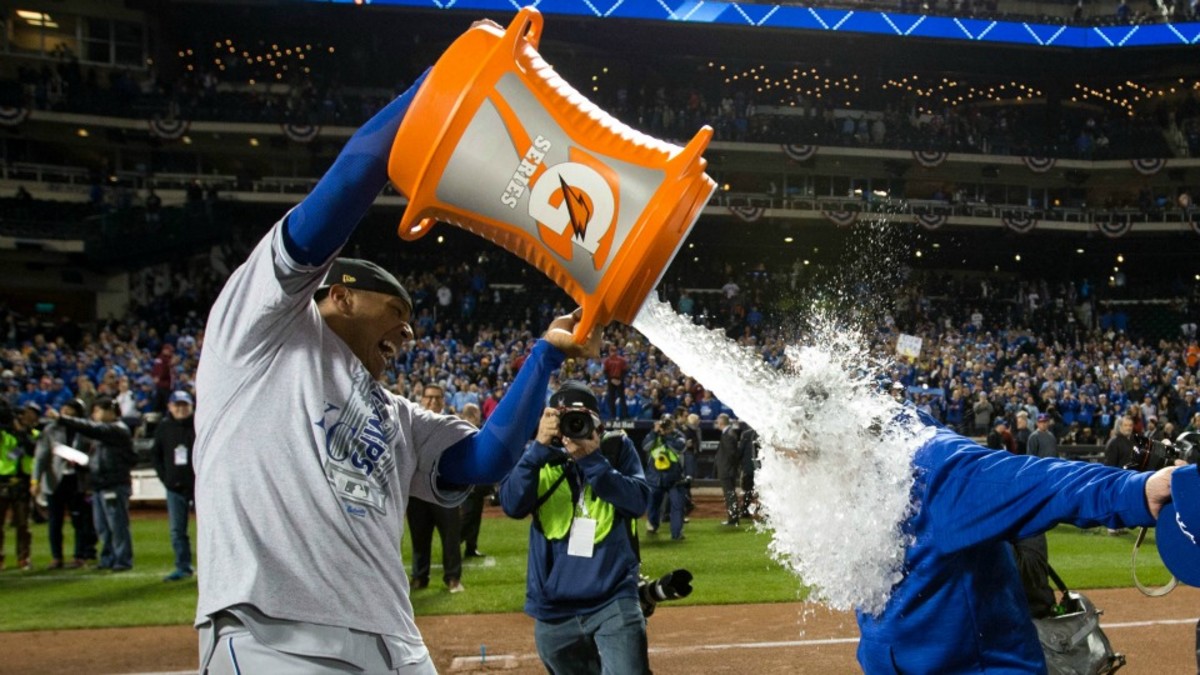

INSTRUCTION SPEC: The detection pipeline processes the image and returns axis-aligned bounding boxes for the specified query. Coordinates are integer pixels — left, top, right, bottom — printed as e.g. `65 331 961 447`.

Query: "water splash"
631 296 932 615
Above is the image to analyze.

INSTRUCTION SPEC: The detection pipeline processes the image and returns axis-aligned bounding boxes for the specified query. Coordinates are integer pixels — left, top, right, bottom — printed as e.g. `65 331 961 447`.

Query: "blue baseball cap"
1156 465 1200 586
169 391 194 406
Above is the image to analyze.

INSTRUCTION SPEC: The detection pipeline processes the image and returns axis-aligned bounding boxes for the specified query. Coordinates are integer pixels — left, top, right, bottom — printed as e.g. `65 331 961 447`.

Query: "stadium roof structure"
316 0 1200 49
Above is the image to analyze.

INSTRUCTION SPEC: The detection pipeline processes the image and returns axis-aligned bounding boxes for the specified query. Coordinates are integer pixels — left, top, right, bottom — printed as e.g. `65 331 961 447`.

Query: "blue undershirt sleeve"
439 340 565 486
282 70 429 266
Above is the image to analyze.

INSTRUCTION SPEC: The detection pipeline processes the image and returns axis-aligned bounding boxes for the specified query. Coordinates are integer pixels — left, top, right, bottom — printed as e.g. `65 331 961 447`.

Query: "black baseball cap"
316 258 411 309
549 380 600 415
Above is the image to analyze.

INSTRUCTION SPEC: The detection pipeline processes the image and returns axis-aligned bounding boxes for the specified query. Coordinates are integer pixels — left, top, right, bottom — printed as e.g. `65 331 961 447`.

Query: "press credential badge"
567 492 596 558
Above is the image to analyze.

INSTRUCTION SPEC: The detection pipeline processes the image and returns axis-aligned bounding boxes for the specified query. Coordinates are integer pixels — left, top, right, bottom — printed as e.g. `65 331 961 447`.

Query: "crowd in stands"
872 275 1200 445
4 213 1200 460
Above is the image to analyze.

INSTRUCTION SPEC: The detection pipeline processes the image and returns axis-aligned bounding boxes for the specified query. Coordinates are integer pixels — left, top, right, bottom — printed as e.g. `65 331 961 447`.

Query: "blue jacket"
499 434 649 621
857 424 1154 673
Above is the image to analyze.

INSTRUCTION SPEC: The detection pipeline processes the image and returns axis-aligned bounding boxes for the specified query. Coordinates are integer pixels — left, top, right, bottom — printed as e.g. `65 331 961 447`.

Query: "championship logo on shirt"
313 375 397 515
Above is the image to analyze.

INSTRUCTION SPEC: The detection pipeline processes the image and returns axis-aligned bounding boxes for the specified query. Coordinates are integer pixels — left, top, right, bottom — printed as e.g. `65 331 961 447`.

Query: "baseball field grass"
0 511 1173 632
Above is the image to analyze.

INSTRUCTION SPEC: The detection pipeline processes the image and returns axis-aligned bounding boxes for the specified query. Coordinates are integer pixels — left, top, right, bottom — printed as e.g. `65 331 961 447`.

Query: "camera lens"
559 410 595 440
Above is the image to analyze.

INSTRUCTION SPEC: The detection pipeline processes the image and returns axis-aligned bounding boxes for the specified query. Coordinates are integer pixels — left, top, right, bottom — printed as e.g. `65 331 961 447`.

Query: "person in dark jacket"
1105 416 1137 469
641 414 687 540
738 424 760 520
153 391 196 581
714 414 742 526
985 416 1009 450
681 413 701 512
499 381 650 675
46 397 135 571
33 397 97 569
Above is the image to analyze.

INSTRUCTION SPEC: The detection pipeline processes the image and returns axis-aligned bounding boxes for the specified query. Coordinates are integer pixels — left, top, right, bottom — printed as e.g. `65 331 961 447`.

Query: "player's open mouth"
378 340 397 360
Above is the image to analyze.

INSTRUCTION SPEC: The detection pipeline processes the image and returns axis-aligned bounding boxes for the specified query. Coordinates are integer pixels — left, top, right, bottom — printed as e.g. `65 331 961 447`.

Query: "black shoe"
410 577 429 589
464 549 485 558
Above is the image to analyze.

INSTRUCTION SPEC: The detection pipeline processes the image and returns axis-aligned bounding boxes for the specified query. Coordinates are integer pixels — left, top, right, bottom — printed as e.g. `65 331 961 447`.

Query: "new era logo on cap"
318 258 412 310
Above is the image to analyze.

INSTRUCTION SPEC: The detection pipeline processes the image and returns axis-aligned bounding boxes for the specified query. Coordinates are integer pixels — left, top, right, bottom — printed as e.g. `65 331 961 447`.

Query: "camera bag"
1034 564 1126 675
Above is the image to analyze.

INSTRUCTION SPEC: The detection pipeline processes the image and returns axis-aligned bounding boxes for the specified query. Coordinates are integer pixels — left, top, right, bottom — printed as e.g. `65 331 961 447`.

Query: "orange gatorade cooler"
387 7 716 343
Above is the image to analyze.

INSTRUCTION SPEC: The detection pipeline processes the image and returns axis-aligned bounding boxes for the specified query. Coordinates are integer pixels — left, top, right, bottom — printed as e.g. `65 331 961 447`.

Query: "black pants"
47 475 97 561
606 381 627 419
459 485 490 554
0 486 31 563
719 476 739 523
407 497 462 585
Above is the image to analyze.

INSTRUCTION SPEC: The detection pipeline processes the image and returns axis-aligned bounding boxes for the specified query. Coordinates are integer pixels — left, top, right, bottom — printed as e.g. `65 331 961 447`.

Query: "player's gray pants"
200 614 438 674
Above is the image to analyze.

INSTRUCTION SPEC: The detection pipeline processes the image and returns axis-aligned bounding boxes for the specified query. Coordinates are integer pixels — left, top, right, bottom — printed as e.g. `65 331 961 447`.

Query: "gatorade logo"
529 161 616 264
499 133 619 270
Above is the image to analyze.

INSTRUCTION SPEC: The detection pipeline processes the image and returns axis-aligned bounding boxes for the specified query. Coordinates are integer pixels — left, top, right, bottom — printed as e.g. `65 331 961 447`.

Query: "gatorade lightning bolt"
387 7 716 344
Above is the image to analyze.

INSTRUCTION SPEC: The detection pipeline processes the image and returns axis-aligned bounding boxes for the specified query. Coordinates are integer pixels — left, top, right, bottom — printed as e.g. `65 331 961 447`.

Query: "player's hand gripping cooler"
387 7 717 343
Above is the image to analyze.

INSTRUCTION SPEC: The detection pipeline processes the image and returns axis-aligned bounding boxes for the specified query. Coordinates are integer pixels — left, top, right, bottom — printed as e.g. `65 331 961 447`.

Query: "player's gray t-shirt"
194 221 471 664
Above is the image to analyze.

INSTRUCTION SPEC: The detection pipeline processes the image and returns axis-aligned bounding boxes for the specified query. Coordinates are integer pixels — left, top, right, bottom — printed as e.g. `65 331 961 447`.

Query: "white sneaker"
448 580 465 593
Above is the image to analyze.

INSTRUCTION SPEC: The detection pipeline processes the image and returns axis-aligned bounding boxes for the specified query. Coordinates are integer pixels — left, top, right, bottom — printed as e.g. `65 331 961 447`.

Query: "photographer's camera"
638 568 693 618
558 408 598 440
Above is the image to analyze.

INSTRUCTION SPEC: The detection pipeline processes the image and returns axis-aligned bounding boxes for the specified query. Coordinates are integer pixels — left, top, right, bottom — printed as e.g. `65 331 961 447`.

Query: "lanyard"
576 488 590 518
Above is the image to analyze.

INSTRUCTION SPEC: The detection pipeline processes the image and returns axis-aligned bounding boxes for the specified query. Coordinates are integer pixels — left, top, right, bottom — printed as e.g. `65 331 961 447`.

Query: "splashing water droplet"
631 296 932 615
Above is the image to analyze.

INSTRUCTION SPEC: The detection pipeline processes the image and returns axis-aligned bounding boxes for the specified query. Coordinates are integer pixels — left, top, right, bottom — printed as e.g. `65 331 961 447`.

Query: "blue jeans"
166 488 193 573
94 484 133 569
534 596 649 675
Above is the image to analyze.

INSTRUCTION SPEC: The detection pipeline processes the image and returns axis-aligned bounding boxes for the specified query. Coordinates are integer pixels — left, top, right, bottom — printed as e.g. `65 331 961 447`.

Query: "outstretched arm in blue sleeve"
438 340 564 486
918 427 1155 555
282 70 429 266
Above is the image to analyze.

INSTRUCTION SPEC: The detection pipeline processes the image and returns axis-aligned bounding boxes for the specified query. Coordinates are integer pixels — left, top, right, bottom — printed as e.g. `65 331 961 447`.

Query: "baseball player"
193 70 599 673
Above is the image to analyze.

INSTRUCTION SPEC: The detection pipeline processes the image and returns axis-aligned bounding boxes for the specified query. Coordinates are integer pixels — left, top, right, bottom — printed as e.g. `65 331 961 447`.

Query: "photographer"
498 381 651 675
642 414 688 540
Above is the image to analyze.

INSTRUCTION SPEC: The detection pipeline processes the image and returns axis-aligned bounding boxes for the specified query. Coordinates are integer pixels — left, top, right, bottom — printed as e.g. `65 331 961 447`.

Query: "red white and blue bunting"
1130 158 1166 176
1095 218 1133 239
0 106 30 127
912 150 948 168
781 144 818 162
148 116 190 140
281 123 321 143
1021 156 1056 174
915 213 947 230
728 205 765 223
822 210 860 228
1001 213 1037 234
